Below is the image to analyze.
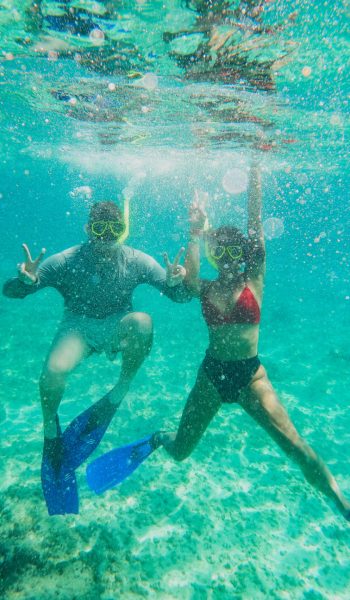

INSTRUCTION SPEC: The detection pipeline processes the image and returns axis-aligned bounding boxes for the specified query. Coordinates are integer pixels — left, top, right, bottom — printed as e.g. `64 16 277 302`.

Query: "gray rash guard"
2 243 190 318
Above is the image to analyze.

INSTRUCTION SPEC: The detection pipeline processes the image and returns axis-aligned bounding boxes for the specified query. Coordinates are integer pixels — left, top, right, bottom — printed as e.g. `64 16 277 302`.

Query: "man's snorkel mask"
88 198 130 244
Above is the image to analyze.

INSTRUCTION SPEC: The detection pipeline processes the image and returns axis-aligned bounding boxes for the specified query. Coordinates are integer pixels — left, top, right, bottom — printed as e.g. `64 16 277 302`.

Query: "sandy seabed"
1 294 350 600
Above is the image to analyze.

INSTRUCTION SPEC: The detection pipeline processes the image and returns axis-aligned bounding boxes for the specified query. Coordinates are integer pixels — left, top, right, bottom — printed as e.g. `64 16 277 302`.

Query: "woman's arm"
184 234 202 297
184 200 207 297
246 160 266 276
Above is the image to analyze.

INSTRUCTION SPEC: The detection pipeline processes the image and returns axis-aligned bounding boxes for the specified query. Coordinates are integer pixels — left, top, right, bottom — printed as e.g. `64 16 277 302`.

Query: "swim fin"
86 434 158 495
41 418 79 516
62 394 118 471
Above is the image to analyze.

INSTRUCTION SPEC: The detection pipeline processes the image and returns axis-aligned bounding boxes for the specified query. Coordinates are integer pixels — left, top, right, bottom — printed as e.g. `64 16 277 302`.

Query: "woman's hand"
17 243 46 284
190 191 207 235
163 247 186 287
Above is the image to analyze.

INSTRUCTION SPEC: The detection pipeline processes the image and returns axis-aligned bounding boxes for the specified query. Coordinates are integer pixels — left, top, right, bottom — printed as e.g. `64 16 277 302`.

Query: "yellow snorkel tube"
118 196 130 244
203 217 220 270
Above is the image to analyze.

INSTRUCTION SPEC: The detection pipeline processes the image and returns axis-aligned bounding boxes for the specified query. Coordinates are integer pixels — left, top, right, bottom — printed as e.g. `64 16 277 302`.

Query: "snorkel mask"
89 197 130 243
204 223 244 271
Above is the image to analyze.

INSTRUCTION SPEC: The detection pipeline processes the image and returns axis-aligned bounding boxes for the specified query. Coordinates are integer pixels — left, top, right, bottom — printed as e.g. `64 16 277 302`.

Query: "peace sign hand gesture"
17 243 46 284
163 247 186 288
190 190 207 234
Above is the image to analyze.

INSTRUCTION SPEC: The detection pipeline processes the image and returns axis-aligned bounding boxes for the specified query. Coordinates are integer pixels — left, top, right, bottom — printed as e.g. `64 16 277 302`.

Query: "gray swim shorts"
53 309 129 360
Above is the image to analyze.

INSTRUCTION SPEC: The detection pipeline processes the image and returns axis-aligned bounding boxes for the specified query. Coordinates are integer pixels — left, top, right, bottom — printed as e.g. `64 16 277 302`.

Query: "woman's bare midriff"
207 323 259 360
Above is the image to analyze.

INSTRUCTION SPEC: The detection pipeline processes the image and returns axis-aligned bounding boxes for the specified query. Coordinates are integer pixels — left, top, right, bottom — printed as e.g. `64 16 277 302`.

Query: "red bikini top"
200 282 261 326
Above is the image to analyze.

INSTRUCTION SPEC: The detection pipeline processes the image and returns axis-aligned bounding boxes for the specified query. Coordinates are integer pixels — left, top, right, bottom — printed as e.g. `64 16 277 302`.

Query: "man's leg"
107 311 153 405
40 330 91 439
60 312 153 470
239 367 350 519
40 330 90 514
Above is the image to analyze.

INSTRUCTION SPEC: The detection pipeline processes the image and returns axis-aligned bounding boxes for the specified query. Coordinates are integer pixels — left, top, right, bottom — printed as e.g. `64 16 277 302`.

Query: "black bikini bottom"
202 352 261 403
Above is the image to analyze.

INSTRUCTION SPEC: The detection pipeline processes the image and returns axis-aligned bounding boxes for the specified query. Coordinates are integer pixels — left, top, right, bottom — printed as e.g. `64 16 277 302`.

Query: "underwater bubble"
108 82 116 91
297 173 309 185
138 73 159 90
89 29 105 44
222 168 248 194
330 113 343 127
69 186 93 200
302 66 312 77
263 218 284 240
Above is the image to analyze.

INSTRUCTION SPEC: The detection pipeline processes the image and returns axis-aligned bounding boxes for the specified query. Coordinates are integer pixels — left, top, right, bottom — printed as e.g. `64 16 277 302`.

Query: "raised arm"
184 199 207 297
246 159 265 276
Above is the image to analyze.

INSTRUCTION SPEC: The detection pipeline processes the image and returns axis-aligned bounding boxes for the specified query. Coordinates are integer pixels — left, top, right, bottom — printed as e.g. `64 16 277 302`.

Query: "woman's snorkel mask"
204 222 245 271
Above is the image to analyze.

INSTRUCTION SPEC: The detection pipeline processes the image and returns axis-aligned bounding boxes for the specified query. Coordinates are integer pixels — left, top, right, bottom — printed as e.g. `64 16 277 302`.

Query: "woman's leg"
161 366 222 461
238 366 350 518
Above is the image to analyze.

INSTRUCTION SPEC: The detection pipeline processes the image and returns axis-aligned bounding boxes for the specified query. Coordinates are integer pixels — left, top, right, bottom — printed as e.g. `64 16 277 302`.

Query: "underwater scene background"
0 1 349 598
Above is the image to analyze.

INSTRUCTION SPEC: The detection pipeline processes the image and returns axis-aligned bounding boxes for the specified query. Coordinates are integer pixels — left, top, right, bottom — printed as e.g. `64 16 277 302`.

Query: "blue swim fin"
41 419 79 516
86 434 157 495
62 394 117 471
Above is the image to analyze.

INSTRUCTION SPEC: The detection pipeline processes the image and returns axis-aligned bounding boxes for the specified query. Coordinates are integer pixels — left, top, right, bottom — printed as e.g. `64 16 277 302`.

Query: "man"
3 201 188 515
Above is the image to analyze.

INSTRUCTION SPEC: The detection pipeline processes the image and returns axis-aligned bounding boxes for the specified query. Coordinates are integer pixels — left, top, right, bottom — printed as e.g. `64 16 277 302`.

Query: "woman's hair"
206 226 250 263
88 201 123 223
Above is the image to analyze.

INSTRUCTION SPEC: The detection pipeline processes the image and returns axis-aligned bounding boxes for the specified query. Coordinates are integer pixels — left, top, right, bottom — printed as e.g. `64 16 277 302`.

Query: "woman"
87 161 350 519
157 160 350 520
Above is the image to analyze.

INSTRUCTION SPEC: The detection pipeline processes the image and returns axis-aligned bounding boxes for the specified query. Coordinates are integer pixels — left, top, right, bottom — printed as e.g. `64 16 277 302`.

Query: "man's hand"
190 191 207 234
17 243 46 284
163 247 186 287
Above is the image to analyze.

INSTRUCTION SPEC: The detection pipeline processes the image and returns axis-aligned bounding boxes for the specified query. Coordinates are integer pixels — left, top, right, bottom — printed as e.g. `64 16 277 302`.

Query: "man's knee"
40 353 73 389
124 312 153 335
120 313 153 352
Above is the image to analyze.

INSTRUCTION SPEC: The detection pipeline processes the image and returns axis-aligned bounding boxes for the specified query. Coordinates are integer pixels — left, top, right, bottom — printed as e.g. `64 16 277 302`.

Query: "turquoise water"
1 1 349 598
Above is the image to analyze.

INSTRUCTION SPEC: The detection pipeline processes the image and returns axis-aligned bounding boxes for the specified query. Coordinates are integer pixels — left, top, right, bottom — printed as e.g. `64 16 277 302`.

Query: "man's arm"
3 250 65 299
139 253 191 303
